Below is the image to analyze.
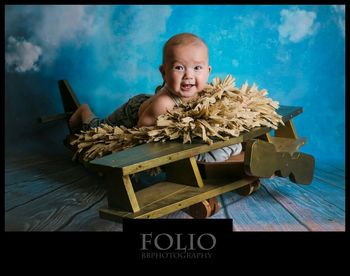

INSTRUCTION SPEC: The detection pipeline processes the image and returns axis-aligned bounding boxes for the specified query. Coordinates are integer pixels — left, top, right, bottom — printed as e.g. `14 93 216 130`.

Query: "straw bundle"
71 75 283 162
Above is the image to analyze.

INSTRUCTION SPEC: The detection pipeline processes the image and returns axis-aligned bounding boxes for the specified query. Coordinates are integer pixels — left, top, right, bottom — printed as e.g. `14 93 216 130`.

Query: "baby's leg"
69 104 94 132
196 143 242 162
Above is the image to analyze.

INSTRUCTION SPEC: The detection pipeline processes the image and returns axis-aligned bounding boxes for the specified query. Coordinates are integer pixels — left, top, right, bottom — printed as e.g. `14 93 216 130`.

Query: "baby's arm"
137 94 175 127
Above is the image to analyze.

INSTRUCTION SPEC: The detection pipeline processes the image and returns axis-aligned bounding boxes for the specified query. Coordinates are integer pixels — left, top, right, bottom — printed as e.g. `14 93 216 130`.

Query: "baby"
69 33 242 162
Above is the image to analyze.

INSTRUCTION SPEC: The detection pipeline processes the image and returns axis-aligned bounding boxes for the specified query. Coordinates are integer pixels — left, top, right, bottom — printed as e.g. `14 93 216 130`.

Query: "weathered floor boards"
5 153 345 231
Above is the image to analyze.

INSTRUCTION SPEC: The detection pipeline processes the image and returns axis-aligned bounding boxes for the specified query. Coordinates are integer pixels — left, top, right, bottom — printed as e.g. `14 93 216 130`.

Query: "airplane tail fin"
58 80 81 134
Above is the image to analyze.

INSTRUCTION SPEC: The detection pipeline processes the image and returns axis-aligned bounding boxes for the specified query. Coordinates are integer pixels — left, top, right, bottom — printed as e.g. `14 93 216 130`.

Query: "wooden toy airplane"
39 80 315 221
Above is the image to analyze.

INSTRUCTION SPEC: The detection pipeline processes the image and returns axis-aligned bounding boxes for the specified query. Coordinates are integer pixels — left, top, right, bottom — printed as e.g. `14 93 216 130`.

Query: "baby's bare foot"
68 108 82 132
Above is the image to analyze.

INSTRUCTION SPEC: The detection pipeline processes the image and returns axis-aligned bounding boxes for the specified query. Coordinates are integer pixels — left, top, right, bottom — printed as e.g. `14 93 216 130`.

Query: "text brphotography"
123 219 232 261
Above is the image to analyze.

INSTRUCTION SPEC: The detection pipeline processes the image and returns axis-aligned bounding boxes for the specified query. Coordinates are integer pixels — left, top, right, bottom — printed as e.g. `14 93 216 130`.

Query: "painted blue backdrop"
5 5 345 162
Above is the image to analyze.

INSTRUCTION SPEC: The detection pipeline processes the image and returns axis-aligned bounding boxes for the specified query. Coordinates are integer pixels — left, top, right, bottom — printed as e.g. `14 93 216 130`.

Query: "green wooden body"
85 105 313 221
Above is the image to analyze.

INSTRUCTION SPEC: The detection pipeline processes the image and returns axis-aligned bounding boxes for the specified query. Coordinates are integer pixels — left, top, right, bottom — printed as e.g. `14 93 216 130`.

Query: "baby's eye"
174 65 184 71
194 66 203 71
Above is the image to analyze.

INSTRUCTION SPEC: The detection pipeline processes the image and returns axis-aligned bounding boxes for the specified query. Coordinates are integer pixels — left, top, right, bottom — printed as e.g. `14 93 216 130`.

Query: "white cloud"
5 5 172 80
5 5 95 72
331 5 345 38
5 36 42 72
278 8 318 43
36 5 94 47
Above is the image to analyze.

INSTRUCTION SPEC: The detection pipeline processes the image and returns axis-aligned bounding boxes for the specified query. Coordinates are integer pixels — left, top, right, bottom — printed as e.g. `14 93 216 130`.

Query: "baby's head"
160 33 211 100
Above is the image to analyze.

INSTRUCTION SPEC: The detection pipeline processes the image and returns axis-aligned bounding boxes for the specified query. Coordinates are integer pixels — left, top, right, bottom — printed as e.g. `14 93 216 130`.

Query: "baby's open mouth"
181 84 195 89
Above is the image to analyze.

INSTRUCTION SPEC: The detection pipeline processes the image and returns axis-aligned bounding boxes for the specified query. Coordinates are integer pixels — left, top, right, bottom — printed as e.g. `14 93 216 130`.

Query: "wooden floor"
5 151 345 231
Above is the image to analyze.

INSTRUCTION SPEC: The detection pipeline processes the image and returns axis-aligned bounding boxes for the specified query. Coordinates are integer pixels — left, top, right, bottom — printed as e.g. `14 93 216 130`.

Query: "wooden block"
269 136 306 154
188 200 211 219
187 197 220 219
244 139 315 185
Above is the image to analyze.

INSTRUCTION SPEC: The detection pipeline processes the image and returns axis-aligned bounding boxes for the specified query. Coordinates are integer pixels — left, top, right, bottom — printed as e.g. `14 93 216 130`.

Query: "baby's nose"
184 71 194 79
184 76 193 80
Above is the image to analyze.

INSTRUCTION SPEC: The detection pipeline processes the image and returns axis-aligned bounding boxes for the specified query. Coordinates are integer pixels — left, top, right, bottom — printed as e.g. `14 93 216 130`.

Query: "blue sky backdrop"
5 5 345 162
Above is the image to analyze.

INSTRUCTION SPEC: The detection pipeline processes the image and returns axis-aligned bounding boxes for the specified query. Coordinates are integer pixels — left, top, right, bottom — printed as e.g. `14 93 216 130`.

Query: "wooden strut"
38 80 80 131
38 112 73 124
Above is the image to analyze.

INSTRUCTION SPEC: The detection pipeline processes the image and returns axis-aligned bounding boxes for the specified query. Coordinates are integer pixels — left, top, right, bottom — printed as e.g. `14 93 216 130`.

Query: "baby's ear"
159 65 165 78
208 65 212 73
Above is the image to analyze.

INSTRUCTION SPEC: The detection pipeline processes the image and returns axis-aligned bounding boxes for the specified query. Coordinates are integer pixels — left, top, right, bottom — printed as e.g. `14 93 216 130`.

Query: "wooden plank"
5 174 105 231
5 159 80 186
276 105 302 123
5 165 80 188
99 177 257 220
5 152 71 162
315 160 345 178
317 160 345 174
313 171 344 189
214 184 308 231
295 173 345 211
58 193 123 231
261 177 345 231
89 136 242 175
313 162 345 189
210 193 244 219
5 154 49 166
5 167 88 211
136 181 189 209
89 127 265 176
5 155 72 173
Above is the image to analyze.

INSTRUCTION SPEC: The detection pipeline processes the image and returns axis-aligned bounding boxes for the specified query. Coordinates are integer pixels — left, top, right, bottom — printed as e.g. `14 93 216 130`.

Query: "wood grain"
5 175 105 231
261 177 345 231
219 184 309 231
313 165 345 189
5 149 345 231
58 193 123 231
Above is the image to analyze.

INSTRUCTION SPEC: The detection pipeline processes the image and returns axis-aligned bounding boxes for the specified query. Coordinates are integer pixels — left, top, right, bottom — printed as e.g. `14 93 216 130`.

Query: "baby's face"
160 43 211 100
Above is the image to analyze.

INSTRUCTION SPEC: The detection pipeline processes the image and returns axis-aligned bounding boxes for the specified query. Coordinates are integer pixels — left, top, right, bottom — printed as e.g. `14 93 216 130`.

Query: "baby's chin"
177 86 203 96
178 89 200 99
